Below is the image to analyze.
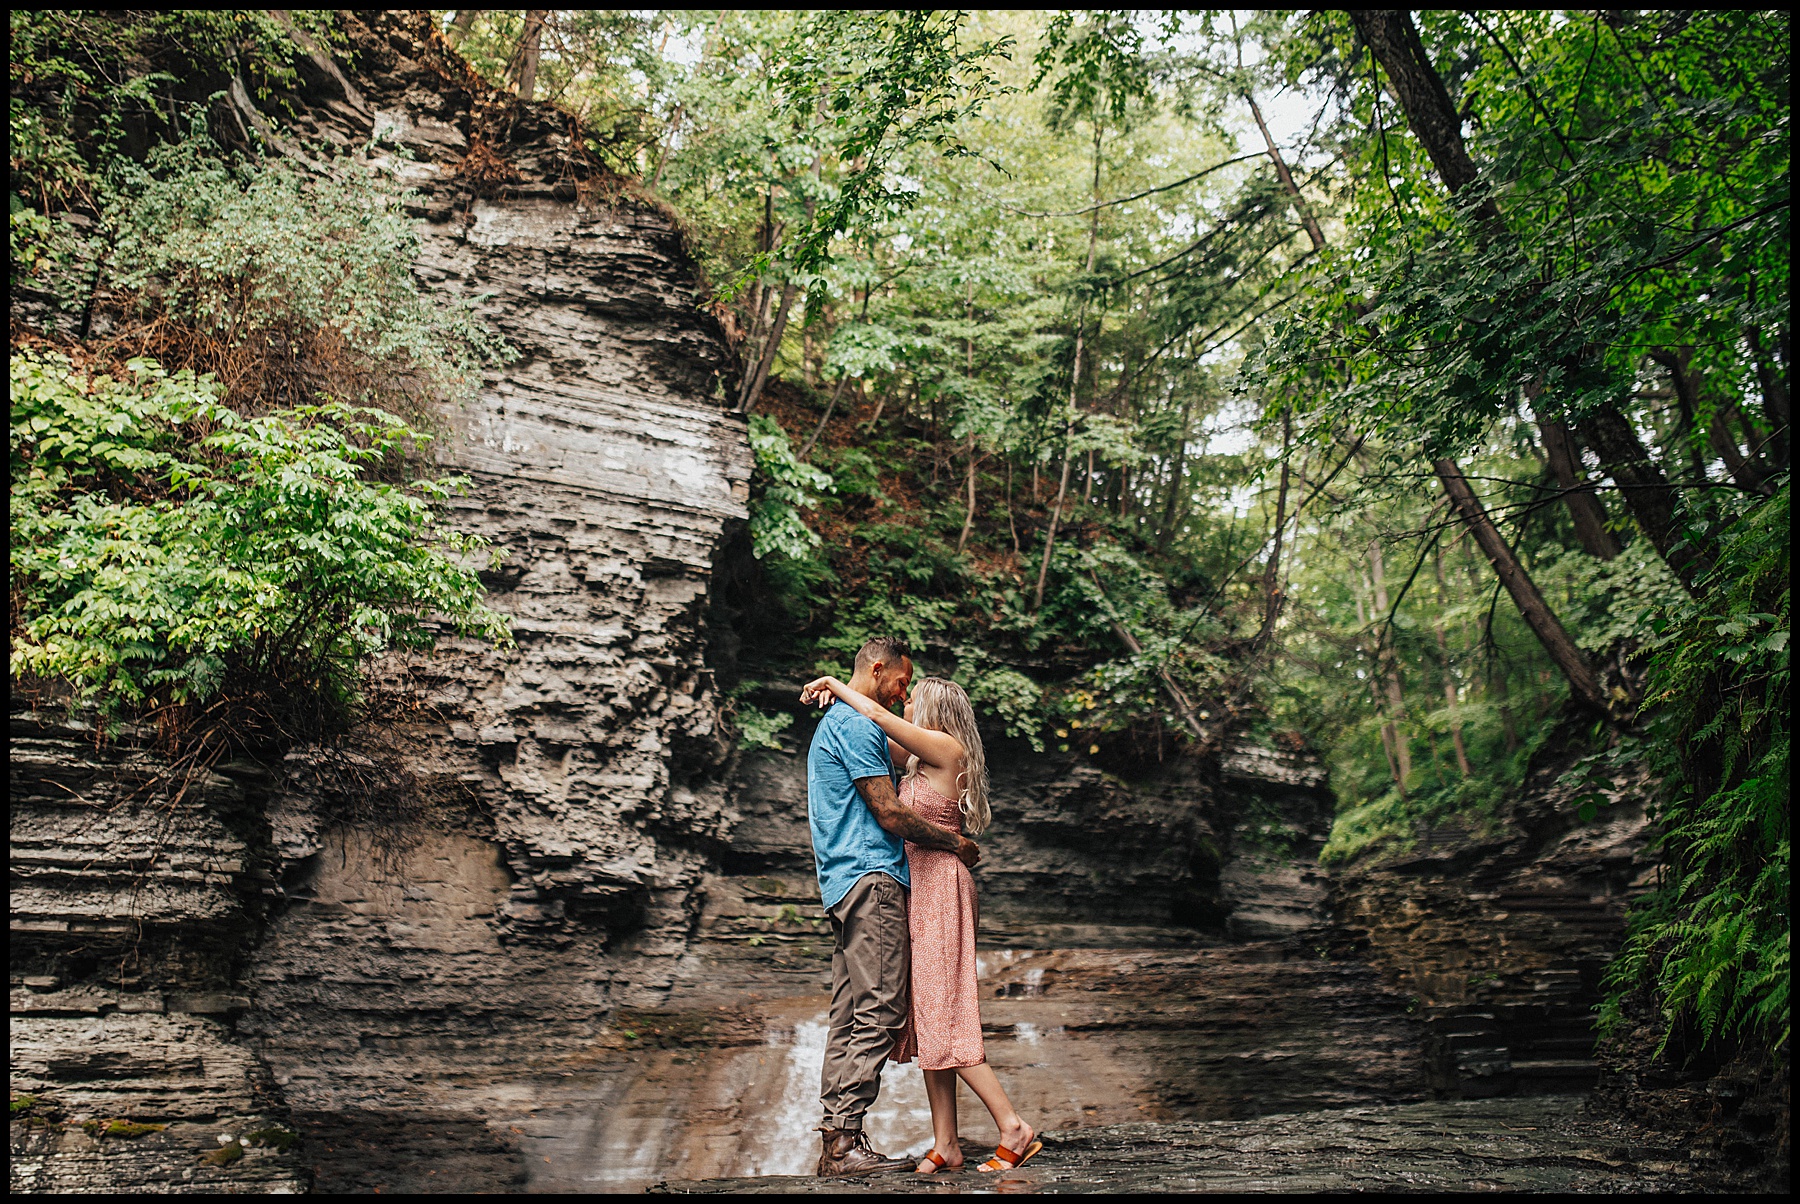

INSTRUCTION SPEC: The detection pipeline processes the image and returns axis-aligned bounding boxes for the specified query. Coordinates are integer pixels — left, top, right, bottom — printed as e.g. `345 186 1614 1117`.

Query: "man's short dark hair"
854 636 911 672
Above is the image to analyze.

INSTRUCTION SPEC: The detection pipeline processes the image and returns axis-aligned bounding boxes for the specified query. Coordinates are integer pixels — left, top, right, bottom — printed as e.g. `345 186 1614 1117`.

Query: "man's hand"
855 775 977 866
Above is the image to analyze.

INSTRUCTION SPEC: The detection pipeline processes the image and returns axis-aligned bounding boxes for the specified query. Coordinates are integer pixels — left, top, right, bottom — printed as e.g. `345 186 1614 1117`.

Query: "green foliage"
26 131 513 418
747 414 833 562
734 703 793 752
1320 735 1528 866
764 11 1016 287
1535 540 1688 656
9 10 330 211
1602 482 1789 1055
10 351 511 725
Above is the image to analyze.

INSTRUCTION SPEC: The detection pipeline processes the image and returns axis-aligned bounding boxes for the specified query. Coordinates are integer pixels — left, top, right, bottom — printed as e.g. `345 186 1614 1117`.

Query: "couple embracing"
800 635 1041 1177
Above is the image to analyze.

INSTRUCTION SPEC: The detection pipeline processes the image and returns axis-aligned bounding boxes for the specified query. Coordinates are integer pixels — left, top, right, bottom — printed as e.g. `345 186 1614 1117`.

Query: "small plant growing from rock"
199 1140 244 1166
243 1127 298 1152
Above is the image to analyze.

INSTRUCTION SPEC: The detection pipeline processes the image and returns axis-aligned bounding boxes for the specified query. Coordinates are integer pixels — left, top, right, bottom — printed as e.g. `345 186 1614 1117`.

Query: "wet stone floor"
511 936 1436 1192
650 1096 1696 1194
294 933 1716 1192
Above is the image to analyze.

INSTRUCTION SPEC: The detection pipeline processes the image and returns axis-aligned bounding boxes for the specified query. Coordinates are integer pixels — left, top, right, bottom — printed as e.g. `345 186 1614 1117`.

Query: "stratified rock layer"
11 10 747 1191
1330 726 1658 1100
723 683 1334 937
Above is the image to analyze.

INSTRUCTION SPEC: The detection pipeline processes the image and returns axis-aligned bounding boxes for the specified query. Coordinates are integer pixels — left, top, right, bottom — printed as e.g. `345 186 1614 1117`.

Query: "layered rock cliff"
12 10 750 1191
1328 721 1658 1100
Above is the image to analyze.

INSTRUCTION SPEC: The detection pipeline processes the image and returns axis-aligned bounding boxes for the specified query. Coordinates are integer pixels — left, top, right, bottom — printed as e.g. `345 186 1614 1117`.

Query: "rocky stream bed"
651 1096 1694 1194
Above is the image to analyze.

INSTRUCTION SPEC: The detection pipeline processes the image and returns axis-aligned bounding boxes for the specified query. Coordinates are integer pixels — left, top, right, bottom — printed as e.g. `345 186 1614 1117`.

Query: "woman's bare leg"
917 1068 962 1171
952 1061 1035 1167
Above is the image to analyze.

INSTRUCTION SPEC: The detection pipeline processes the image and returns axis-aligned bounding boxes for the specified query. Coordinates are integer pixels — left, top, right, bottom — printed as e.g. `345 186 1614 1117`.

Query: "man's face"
871 658 913 711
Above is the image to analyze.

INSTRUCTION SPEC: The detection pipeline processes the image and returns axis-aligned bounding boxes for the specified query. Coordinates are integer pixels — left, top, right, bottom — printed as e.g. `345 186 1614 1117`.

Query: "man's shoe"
816 1127 912 1176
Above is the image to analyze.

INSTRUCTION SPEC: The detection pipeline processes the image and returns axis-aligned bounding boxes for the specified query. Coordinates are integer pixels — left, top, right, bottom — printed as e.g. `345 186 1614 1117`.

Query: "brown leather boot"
815 1127 912 1176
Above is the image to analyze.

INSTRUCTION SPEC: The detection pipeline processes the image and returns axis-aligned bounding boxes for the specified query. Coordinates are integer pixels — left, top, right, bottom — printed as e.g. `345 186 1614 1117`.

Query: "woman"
799 673 1042 1175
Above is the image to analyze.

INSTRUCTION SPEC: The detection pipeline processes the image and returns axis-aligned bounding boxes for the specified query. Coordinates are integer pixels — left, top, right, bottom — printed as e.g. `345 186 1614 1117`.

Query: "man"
807 635 981 1177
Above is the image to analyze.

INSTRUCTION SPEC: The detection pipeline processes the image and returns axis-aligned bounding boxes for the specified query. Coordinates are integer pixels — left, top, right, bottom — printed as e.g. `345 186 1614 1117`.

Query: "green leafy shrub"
65 134 512 421
10 350 511 733
747 414 834 562
1602 482 1790 1056
9 10 323 212
734 704 794 751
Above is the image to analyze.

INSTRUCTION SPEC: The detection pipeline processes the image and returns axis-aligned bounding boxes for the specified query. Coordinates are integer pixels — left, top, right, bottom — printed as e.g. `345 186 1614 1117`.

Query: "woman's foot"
915 1145 963 1174
977 1117 1038 1173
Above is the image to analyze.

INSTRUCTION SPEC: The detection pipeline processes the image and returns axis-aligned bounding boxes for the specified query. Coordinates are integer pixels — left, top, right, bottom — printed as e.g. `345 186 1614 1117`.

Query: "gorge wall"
1330 722 1657 1101
12 11 752 1191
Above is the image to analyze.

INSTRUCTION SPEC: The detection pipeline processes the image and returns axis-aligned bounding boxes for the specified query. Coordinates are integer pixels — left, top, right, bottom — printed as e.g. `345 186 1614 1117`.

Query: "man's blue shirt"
807 700 908 910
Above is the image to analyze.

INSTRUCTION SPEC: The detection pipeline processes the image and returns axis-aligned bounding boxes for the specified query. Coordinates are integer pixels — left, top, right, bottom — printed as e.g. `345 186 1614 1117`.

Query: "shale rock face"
227 0 757 1137
11 10 748 1191
9 715 309 1192
1330 725 1658 1101
724 681 1333 936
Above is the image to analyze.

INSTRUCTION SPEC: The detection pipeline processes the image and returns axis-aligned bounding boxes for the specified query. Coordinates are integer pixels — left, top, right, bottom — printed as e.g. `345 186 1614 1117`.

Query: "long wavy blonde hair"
904 676 991 837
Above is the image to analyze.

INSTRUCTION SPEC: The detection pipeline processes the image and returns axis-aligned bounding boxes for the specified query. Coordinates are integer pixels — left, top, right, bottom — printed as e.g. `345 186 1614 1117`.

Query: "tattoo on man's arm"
854 776 960 852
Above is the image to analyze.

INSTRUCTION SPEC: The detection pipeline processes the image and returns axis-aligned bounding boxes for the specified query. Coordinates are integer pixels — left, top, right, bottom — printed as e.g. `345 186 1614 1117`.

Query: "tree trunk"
1245 89 1325 248
739 282 795 414
1034 122 1104 610
1348 12 1498 218
510 10 547 101
1367 540 1414 788
1355 571 1406 793
1744 323 1789 467
797 373 851 460
1033 442 1073 610
1461 539 1523 751
1250 409 1292 651
1574 405 1711 592
1157 396 1192 551
1651 349 1772 496
1529 382 1621 559
1540 417 1624 559
956 434 978 555
447 9 480 47
1006 458 1020 557
1434 543 1473 777
1434 457 1616 716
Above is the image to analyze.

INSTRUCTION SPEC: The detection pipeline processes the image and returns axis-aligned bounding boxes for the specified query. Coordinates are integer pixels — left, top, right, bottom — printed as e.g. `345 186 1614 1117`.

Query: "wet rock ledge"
651 1095 1697 1194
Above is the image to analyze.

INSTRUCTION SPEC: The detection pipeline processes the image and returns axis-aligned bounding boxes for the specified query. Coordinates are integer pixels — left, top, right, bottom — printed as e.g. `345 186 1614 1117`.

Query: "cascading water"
735 1013 934 1176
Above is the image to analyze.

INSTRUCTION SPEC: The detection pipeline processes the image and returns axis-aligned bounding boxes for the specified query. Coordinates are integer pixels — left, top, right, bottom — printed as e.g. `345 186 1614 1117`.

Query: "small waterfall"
733 1011 934 1176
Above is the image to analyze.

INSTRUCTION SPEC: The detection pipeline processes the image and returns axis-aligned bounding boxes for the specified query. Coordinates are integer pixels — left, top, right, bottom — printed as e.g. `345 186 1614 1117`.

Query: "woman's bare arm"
800 676 964 770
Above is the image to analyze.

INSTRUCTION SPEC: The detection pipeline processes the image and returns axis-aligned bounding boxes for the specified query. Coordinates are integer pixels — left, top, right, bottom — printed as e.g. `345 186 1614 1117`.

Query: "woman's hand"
799 676 845 709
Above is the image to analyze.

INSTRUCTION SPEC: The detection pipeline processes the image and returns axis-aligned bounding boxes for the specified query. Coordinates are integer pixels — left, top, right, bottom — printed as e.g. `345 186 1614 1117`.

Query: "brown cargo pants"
818 871 911 1131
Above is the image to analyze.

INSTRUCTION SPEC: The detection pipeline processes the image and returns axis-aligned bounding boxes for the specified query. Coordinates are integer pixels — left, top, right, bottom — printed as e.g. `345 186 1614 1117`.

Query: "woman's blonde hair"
904 676 990 837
